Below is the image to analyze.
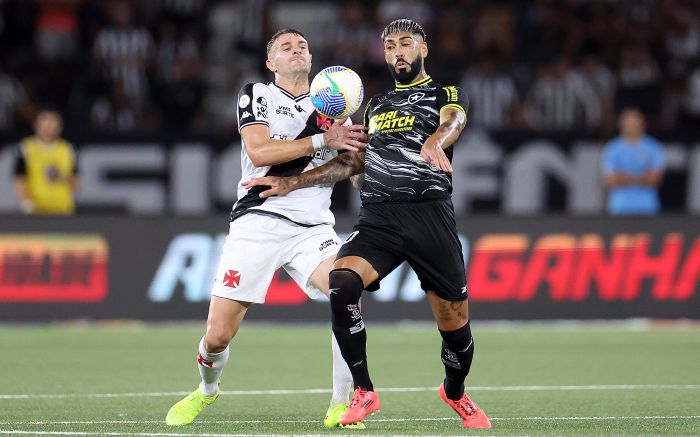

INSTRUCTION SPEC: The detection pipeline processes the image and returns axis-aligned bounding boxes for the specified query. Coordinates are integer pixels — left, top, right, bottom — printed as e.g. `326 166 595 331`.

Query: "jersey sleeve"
237 83 272 132
436 85 469 117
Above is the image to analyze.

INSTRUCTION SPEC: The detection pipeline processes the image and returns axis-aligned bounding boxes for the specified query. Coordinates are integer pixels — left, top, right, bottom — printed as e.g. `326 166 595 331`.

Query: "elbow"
247 150 271 168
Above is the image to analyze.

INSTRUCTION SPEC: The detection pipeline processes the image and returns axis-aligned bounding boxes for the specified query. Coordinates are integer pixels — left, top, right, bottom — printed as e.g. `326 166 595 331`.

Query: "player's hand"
323 118 368 152
421 142 453 173
241 176 296 198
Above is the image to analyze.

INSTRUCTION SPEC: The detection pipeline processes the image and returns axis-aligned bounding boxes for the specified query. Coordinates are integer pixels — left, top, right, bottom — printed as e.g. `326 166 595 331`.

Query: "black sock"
329 268 373 391
439 321 474 400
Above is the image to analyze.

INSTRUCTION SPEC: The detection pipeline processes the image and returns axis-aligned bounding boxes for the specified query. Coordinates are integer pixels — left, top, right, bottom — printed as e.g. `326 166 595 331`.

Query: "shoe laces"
349 388 368 408
455 394 478 416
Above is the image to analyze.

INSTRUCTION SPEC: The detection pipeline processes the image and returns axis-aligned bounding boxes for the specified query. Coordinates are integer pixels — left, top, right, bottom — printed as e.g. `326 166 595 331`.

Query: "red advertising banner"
0 215 697 321
0 234 108 302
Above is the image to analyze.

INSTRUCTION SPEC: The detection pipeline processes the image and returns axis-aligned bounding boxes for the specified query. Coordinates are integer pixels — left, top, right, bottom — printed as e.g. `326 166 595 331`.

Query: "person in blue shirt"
602 108 664 215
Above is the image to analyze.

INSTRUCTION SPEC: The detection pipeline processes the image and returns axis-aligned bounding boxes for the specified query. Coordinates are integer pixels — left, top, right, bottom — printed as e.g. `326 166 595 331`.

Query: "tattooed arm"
420 106 467 173
241 151 365 198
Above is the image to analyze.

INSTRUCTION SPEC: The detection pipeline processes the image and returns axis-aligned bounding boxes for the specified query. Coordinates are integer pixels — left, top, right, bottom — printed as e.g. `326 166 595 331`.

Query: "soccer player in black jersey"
243 19 491 429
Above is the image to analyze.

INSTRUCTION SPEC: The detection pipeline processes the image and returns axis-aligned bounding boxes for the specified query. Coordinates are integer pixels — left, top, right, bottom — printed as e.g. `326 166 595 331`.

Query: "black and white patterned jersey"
361 76 468 204
233 82 341 226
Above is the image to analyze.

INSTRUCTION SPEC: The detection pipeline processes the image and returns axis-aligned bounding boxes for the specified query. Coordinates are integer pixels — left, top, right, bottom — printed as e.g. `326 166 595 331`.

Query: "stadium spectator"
0 66 33 131
460 50 520 131
91 1 154 103
615 43 662 119
602 108 664 215
14 108 78 215
525 56 601 131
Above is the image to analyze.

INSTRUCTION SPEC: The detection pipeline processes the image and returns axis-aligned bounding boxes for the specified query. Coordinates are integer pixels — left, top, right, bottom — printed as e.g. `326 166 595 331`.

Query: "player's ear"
265 58 276 73
421 41 428 59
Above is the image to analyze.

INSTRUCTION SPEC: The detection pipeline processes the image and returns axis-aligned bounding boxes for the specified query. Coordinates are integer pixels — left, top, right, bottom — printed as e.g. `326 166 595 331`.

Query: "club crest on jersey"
316 114 332 131
223 269 241 288
408 92 425 104
238 94 250 108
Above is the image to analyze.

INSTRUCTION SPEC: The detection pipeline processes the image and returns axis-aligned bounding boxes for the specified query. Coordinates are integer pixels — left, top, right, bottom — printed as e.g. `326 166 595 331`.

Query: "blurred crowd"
1 0 700 137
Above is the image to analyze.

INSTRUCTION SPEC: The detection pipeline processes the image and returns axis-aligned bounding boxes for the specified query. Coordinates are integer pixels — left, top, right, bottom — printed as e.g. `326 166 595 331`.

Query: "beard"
387 56 423 84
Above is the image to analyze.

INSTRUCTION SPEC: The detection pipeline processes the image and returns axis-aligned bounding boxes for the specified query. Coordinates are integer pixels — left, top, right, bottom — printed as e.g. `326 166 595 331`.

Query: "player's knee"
204 323 235 352
439 321 473 352
329 268 364 314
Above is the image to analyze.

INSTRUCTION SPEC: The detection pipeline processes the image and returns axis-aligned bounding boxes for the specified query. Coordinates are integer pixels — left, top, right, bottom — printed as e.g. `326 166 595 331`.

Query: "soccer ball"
310 66 364 119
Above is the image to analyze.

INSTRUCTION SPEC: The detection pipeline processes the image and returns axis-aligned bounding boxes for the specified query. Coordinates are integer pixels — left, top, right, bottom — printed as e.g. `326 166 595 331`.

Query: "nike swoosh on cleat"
329 288 340 294
324 72 340 94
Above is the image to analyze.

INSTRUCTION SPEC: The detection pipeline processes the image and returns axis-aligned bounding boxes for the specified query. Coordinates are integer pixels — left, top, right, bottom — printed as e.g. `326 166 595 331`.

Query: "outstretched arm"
242 151 366 198
420 106 467 173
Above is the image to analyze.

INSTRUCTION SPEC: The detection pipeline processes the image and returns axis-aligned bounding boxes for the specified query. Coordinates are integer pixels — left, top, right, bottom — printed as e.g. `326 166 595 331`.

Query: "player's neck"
395 70 429 87
275 74 309 97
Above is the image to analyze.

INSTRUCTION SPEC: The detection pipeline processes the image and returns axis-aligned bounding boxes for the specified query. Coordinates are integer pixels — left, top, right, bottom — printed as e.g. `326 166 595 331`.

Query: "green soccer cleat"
165 386 220 426
324 403 366 429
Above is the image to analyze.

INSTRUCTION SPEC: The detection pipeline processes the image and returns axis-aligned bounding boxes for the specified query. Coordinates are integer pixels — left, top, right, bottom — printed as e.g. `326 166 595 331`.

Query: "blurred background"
0 0 698 322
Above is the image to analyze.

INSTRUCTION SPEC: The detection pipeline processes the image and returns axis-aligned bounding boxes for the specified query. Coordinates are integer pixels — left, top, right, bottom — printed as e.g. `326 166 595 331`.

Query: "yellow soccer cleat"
324 403 365 429
165 387 219 426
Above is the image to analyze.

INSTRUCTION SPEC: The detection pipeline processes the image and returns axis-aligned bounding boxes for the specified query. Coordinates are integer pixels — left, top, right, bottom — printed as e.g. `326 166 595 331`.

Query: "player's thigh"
403 204 467 302
427 291 470 331
334 225 403 289
205 296 250 351
283 224 342 299
211 214 285 304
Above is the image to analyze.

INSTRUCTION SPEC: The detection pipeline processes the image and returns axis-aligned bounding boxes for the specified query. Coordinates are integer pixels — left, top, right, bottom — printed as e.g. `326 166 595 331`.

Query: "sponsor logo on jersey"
223 269 240 288
238 94 251 108
276 105 295 118
318 238 338 251
368 110 415 134
295 104 305 113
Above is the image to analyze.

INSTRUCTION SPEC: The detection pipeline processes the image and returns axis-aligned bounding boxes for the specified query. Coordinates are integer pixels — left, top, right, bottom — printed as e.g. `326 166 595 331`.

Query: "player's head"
619 107 645 138
381 19 428 84
34 108 63 142
265 28 312 77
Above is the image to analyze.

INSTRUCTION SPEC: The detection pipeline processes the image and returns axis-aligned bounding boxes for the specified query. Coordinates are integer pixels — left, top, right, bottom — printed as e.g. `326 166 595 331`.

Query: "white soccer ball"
310 66 364 119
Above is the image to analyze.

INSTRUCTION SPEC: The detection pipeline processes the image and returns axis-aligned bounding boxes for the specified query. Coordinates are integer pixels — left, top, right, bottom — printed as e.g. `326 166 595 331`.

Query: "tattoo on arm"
293 152 365 189
430 109 466 150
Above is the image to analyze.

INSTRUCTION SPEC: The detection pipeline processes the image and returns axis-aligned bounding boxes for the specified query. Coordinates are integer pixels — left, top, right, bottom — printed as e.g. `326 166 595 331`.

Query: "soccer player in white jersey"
165 28 368 428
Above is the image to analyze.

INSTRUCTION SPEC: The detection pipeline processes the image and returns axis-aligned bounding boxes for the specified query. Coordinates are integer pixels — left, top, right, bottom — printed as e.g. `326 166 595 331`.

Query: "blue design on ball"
311 86 347 118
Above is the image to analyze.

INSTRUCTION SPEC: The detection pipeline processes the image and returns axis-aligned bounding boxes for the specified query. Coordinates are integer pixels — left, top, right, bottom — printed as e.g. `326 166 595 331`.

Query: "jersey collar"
271 82 310 102
395 75 432 91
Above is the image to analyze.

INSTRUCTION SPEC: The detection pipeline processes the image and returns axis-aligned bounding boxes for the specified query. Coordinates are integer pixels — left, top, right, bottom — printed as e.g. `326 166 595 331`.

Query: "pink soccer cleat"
438 383 492 428
339 387 380 426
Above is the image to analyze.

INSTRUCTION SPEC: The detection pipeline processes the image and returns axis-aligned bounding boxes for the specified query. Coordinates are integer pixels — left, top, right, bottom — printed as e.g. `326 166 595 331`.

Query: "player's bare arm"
420 107 467 173
242 151 365 198
242 120 367 167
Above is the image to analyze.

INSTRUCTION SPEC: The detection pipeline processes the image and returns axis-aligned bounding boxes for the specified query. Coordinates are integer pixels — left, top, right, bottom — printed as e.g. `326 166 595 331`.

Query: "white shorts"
211 213 341 303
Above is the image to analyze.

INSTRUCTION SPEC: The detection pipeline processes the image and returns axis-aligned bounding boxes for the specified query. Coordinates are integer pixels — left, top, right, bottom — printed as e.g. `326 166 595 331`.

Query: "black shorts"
337 199 467 301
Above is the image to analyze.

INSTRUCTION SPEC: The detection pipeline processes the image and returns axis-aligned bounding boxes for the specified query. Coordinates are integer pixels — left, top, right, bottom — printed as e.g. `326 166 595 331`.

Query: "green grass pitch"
1 322 699 436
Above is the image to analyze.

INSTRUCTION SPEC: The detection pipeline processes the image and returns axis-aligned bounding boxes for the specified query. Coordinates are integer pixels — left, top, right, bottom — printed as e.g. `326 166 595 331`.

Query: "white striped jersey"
233 82 341 226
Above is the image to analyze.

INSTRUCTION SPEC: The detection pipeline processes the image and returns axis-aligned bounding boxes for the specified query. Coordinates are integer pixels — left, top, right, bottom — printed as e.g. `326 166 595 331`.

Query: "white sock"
197 336 229 396
330 332 353 405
